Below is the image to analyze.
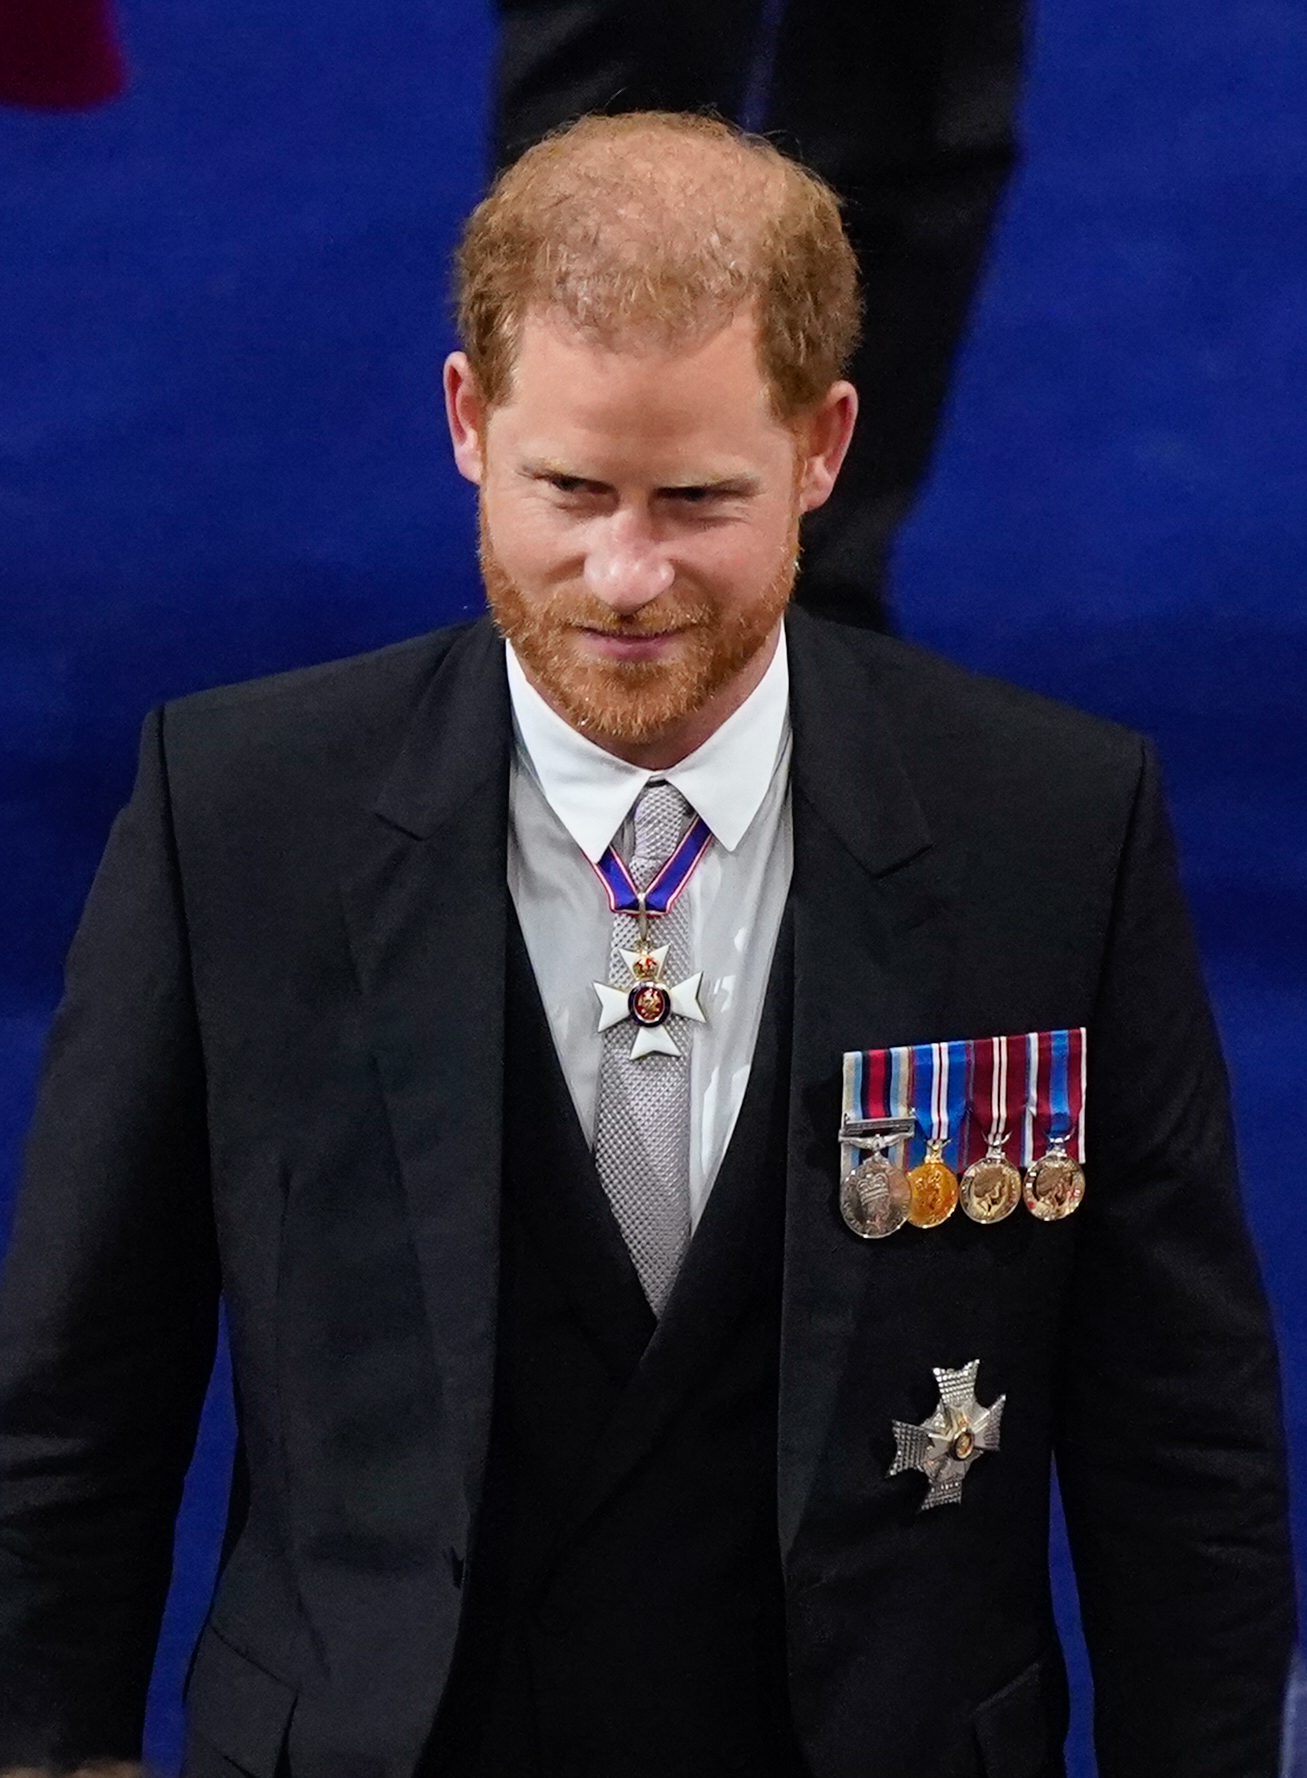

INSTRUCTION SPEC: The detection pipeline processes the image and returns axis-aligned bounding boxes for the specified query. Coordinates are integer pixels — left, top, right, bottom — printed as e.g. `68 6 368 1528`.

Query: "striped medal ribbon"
591 813 714 922
1023 1027 1087 1219
903 1040 969 1228
958 1036 1025 1223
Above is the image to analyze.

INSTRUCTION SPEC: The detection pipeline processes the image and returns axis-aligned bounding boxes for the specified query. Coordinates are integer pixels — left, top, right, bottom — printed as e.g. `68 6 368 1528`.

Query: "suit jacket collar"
372 617 508 839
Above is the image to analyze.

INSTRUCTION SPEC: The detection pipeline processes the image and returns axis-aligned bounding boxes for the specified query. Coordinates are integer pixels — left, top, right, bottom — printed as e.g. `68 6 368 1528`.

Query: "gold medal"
960 1148 1022 1224
1022 1138 1085 1220
906 1138 959 1228
840 1151 912 1240
961 1035 1021 1225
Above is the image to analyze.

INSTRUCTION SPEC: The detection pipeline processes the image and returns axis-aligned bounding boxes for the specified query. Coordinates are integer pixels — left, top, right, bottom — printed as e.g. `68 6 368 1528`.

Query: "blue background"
1 0 1304 1769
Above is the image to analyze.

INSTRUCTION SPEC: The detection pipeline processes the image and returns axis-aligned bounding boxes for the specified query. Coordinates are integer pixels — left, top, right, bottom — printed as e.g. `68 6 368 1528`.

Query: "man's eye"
549 475 592 496
665 486 747 506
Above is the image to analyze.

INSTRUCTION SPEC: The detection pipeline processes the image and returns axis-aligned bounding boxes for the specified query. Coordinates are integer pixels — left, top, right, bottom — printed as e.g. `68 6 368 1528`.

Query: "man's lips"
572 624 694 659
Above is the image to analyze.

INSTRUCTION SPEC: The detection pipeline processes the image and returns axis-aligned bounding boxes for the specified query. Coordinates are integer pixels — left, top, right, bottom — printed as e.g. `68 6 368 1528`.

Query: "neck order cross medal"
591 814 712 1060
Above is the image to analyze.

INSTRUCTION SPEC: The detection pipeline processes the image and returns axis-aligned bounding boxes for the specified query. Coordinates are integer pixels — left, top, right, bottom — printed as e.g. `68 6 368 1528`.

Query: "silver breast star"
592 944 707 1059
888 1360 1005 1510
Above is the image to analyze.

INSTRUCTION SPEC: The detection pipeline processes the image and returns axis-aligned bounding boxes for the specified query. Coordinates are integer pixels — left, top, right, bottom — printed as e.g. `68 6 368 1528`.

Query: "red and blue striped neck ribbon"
589 813 714 917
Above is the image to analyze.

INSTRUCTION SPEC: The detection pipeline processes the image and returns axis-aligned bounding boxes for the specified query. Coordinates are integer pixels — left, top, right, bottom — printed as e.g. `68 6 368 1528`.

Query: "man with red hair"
0 113 1292 1778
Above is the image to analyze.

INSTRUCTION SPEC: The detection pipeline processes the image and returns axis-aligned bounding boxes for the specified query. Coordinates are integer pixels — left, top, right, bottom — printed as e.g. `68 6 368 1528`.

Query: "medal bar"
839 1028 1087 1236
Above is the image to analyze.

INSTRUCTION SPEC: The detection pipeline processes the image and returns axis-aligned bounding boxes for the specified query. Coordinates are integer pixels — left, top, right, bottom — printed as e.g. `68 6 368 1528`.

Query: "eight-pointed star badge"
888 1360 1004 1510
593 944 707 1059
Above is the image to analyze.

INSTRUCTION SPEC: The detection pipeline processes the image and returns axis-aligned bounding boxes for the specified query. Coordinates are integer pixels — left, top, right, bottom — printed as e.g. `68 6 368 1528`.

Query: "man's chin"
480 533 798 749
531 652 718 748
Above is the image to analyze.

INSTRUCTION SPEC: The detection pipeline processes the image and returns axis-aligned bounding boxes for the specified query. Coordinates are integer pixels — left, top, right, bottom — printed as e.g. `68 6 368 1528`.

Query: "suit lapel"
778 607 964 1558
339 618 510 1551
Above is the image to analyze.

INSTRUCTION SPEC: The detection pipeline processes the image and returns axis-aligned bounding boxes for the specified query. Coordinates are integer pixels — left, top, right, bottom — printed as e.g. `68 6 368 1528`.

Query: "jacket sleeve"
1055 740 1295 1776
0 707 219 1767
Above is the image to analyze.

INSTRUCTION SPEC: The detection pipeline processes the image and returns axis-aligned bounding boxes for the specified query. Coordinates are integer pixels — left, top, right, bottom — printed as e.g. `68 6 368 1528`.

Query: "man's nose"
583 509 674 612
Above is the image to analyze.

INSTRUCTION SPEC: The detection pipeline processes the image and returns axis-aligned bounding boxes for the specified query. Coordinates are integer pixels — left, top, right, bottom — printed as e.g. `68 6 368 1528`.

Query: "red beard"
479 506 798 749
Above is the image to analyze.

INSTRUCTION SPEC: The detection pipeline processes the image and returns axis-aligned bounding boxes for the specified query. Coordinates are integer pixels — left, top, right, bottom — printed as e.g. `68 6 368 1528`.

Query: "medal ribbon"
1028 1026 1087 1162
906 1040 968 1169
842 1043 915 1157
846 1043 889 1124
591 810 714 916
960 1035 1014 1171
844 1027 1085 1168
1007 1035 1032 1166
842 1044 915 1179
890 1041 915 1161
1072 1026 1087 1162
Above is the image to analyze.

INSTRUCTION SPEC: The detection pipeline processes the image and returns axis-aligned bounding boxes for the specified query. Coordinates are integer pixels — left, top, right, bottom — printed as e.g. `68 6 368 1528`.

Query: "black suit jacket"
0 609 1293 1775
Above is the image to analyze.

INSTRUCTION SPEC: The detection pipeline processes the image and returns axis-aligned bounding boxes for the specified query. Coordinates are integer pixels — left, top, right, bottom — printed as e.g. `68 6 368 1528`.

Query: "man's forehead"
471 304 812 490
502 304 768 398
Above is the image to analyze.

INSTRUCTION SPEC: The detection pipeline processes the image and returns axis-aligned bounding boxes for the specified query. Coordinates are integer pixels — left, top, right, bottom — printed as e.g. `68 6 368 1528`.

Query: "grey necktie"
593 780 699 1315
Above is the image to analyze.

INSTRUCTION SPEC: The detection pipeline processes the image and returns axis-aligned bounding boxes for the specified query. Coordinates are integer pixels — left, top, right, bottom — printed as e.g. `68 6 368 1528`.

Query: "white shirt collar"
506 625 790 862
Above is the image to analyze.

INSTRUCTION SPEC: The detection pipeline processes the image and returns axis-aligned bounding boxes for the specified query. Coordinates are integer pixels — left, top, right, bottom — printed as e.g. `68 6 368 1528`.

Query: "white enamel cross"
593 945 707 1059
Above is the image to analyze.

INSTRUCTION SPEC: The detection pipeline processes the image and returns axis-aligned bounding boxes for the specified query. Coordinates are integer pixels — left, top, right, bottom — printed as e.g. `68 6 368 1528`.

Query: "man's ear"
796 380 859 514
444 351 486 485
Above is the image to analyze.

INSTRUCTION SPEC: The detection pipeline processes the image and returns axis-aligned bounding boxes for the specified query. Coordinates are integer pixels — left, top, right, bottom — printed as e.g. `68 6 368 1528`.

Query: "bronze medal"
840 1151 912 1240
906 1138 959 1228
1022 1139 1085 1220
960 1151 1022 1224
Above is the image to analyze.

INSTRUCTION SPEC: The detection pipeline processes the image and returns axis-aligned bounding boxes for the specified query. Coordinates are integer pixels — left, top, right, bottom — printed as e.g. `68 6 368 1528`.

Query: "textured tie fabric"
593 780 699 1315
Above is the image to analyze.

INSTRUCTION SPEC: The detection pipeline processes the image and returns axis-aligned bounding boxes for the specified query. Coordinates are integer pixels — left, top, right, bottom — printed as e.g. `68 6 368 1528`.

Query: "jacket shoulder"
849 623 1139 760
165 621 469 728
821 619 1148 814
156 621 478 798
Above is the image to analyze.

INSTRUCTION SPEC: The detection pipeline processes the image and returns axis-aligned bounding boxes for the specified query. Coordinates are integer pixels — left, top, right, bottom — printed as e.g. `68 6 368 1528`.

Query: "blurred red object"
0 0 126 108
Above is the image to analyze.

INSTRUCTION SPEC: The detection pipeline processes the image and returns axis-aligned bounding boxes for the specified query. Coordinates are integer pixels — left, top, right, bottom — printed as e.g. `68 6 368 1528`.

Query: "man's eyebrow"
519 459 761 497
